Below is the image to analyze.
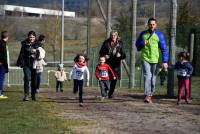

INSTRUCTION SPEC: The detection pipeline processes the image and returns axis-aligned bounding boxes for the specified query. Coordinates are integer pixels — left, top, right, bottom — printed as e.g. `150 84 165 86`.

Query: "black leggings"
73 79 84 103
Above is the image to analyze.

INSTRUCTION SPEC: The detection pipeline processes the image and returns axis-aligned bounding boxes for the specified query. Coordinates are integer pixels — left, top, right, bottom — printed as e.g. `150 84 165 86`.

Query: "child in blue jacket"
175 52 193 105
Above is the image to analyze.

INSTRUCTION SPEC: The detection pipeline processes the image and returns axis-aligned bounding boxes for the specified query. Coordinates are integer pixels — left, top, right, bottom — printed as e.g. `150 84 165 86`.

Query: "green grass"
0 88 92 134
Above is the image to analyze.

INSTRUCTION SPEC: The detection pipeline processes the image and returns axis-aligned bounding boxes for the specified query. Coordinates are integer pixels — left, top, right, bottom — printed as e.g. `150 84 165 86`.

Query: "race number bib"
177 69 187 77
76 70 83 79
100 70 108 78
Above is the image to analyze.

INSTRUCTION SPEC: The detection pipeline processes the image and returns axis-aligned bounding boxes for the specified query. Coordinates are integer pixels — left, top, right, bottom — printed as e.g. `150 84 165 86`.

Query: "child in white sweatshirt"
68 54 89 107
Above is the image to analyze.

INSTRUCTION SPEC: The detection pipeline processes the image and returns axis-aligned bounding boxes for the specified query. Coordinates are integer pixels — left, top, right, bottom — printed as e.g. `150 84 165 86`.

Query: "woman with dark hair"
99 31 126 98
17 31 39 101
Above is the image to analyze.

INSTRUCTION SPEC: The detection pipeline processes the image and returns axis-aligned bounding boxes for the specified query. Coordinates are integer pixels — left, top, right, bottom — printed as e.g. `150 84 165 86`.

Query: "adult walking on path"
0 31 9 99
17 31 39 101
135 17 168 103
99 31 126 99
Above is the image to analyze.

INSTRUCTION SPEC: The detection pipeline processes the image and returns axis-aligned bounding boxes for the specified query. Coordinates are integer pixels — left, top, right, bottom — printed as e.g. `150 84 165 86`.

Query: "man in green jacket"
136 18 168 103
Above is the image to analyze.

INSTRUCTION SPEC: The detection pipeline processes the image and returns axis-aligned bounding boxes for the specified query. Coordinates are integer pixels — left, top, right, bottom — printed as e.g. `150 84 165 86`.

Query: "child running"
175 51 193 105
55 64 67 92
95 56 116 100
68 54 89 107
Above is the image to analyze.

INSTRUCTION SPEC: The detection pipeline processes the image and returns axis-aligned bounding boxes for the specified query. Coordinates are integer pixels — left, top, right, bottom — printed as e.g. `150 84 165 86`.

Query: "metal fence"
5 67 50 87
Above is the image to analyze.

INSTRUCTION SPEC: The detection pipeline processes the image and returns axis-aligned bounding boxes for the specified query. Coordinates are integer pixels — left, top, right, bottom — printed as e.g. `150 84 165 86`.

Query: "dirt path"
41 88 200 134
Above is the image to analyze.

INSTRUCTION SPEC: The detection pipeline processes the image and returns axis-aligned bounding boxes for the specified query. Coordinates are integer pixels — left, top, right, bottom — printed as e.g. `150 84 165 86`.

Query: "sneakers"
177 100 181 105
108 95 113 99
144 96 152 103
101 97 105 101
177 100 191 105
177 99 191 105
31 94 36 101
79 103 84 107
36 89 40 94
23 96 29 101
23 94 36 101
56 89 63 92
0 95 8 99
186 99 191 104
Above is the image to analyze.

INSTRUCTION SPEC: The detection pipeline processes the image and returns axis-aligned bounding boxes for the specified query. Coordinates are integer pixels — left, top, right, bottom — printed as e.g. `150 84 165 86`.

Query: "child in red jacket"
95 56 116 100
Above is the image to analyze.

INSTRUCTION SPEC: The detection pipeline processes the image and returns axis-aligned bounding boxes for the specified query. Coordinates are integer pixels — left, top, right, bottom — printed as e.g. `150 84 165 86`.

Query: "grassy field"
0 75 200 133
0 88 92 134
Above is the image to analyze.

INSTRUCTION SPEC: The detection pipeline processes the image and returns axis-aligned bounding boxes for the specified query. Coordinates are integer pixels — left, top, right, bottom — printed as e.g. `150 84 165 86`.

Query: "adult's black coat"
0 39 8 73
17 39 39 68
99 39 126 79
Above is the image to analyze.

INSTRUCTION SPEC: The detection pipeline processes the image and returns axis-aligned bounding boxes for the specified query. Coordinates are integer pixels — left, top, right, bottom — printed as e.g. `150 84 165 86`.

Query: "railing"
5 67 54 87
5 67 70 87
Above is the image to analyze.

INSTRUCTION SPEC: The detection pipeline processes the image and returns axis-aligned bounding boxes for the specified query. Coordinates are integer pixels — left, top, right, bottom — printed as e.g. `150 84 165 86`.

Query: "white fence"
5 67 51 87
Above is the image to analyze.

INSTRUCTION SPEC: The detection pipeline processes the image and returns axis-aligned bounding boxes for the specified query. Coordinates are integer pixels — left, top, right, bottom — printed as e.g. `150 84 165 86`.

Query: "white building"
0 5 75 18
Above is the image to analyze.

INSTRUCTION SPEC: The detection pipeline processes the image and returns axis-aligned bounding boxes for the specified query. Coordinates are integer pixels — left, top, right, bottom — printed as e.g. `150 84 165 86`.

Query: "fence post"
47 70 49 87
189 33 194 99
91 51 96 87
6 46 10 87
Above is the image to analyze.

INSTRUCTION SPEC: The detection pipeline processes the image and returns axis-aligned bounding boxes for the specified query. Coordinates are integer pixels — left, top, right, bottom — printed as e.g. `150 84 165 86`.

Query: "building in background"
65 0 87 16
0 5 75 18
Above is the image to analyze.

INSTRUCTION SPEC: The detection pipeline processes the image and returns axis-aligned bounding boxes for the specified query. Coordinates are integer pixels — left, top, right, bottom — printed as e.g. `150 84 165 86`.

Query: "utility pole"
167 0 177 97
153 0 156 18
129 0 137 88
87 0 91 56
106 0 111 38
61 0 64 64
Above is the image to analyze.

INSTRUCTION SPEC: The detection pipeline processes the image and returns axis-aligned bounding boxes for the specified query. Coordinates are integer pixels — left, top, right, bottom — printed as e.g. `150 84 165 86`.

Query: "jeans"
56 81 63 91
73 79 83 103
36 72 41 89
142 60 158 96
23 66 37 97
99 80 110 97
0 65 5 95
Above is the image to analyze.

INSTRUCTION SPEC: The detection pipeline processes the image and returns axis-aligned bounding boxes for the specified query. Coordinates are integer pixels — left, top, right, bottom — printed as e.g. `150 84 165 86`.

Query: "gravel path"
41 88 200 134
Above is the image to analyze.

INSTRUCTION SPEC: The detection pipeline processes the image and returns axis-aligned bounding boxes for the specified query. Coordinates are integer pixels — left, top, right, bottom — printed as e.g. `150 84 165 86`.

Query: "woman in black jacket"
17 31 39 101
99 31 126 98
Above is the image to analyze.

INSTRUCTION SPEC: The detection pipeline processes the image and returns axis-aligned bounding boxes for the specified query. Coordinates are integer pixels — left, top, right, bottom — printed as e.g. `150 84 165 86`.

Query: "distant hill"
0 0 61 8
1 0 199 18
